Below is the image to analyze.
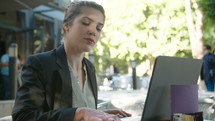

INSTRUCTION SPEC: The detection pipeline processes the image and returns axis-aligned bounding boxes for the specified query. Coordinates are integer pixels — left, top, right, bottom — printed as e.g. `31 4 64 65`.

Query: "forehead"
76 7 105 24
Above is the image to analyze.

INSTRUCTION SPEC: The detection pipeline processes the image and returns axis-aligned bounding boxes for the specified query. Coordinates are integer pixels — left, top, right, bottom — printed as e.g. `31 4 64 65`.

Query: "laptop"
121 56 202 121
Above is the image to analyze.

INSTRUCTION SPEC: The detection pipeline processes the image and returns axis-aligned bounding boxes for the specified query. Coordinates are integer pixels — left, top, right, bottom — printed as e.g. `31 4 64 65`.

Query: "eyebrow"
82 16 104 26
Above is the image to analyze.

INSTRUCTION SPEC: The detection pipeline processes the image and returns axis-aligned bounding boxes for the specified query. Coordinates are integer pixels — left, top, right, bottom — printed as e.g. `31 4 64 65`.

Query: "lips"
84 38 95 45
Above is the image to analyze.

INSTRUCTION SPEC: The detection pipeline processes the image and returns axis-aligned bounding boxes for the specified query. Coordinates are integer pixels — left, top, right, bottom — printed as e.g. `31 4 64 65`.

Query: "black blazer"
12 45 98 121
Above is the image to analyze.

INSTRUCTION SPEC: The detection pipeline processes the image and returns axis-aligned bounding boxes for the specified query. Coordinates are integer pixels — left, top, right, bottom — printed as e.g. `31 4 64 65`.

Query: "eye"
97 25 103 32
82 22 90 26
96 27 102 32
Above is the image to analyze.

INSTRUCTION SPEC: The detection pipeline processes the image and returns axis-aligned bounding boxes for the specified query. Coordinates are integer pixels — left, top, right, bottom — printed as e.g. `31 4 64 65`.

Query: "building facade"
0 0 73 60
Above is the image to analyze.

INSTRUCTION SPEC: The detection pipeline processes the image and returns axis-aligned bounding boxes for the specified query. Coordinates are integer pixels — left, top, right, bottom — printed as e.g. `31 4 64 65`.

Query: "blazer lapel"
83 58 98 107
56 45 73 107
55 45 97 108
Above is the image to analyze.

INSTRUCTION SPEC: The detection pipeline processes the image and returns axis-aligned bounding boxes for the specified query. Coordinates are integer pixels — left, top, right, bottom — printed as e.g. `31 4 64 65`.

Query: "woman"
12 1 131 121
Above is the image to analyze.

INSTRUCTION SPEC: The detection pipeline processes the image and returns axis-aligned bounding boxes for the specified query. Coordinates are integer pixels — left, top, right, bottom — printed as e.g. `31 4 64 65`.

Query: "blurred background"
0 0 215 120
0 0 215 78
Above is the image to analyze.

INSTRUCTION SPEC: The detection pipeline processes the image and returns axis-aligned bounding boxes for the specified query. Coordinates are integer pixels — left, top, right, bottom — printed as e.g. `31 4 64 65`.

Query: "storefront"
0 0 69 60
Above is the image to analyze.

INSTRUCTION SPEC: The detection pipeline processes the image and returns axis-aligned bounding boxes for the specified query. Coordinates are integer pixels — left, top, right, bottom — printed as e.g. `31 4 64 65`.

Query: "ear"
64 24 70 32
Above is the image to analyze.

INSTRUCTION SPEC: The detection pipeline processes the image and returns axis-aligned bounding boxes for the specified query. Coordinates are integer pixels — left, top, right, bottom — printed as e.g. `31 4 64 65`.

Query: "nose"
87 24 96 36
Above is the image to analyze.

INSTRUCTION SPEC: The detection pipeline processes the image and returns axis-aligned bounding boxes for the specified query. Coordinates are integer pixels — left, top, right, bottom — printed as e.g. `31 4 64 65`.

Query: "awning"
0 0 54 25
0 0 54 12
33 5 64 21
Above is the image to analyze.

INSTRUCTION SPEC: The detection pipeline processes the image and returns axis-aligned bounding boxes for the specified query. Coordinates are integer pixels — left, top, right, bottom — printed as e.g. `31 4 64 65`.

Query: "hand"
103 109 132 118
74 107 121 121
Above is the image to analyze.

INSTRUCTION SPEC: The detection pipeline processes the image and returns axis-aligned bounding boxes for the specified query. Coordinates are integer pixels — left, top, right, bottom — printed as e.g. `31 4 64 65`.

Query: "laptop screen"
141 56 202 121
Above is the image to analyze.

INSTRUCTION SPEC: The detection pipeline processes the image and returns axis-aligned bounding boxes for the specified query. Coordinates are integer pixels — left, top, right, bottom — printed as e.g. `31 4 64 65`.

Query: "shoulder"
204 53 212 59
208 53 215 59
210 54 215 62
1 54 8 58
25 49 57 68
203 53 215 63
29 49 55 60
1 54 9 61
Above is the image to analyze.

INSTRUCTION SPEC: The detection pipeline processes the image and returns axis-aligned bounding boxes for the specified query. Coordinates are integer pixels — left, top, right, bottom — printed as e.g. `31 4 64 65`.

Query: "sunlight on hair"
70 0 105 5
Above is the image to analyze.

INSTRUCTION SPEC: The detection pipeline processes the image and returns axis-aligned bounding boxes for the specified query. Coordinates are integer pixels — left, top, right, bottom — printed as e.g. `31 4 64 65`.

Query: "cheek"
96 33 101 40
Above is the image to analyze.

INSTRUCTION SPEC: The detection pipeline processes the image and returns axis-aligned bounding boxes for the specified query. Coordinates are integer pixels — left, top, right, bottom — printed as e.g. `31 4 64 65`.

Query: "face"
203 46 209 55
63 7 104 53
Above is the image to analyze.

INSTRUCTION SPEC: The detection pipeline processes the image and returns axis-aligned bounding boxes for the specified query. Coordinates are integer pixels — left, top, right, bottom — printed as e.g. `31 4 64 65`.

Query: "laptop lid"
141 56 202 121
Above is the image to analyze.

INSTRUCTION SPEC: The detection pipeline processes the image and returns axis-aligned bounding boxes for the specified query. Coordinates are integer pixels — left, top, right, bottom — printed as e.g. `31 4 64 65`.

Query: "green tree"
93 0 192 74
198 0 215 52
199 0 215 19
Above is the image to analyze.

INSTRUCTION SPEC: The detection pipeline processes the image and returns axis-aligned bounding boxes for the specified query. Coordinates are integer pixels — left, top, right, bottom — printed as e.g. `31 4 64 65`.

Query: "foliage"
202 18 215 53
92 0 193 74
198 0 215 19
198 0 215 52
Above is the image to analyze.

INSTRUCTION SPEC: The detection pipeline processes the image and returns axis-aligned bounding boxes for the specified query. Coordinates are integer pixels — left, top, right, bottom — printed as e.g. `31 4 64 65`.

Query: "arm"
12 56 77 121
0 55 9 67
1 62 8 67
103 109 132 118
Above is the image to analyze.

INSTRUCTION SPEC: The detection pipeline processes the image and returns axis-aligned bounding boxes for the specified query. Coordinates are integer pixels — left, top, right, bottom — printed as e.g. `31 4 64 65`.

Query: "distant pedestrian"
0 50 9 99
201 44 215 91
0 62 3 100
0 45 20 100
141 70 151 89
113 64 119 75
0 34 6 100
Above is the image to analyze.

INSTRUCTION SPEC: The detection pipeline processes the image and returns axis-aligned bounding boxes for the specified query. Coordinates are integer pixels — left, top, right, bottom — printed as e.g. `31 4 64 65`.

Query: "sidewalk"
98 89 215 120
98 89 148 116
0 100 14 118
0 89 214 120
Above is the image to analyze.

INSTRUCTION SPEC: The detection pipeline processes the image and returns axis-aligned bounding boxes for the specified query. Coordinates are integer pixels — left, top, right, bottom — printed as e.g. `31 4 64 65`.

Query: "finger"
117 110 131 117
107 115 121 121
107 118 115 121
90 117 103 121
116 113 124 118
122 111 132 117
119 111 127 117
89 112 109 121
114 115 121 121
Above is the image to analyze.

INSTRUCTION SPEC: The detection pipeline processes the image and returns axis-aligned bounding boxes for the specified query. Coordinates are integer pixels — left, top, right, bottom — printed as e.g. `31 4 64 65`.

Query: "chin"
83 48 92 52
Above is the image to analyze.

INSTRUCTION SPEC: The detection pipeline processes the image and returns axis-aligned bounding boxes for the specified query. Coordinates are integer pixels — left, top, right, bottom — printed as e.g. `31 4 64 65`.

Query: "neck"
66 53 85 90
67 54 84 71
64 42 85 70
204 51 210 55
63 40 86 89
